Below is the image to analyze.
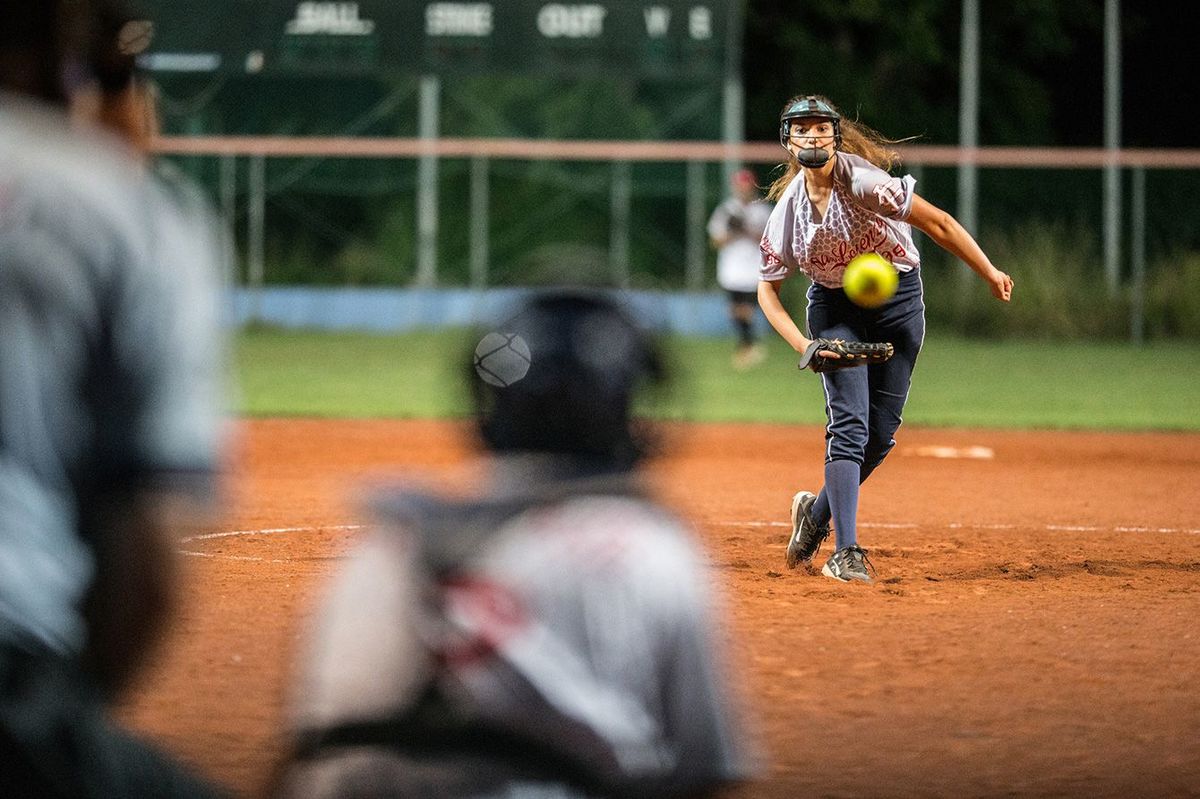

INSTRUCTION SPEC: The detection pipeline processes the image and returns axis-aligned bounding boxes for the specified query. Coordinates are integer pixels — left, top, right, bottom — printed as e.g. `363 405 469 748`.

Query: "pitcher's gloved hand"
797 338 894 373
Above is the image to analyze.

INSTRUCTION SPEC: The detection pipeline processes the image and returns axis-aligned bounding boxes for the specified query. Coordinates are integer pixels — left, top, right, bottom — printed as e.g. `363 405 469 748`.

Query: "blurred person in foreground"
0 1 228 795
707 168 773 370
276 289 753 798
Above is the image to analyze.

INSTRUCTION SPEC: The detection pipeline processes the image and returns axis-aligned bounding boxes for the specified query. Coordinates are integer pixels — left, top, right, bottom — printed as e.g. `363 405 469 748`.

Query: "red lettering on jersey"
436 576 529 668
761 239 785 272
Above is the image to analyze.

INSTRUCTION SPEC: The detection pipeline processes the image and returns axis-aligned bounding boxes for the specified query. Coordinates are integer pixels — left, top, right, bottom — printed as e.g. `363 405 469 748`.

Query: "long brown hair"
766 94 906 201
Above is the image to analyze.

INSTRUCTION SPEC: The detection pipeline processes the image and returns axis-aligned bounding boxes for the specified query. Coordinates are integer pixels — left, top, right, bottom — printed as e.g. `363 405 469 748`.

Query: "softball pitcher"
758 95 1013 583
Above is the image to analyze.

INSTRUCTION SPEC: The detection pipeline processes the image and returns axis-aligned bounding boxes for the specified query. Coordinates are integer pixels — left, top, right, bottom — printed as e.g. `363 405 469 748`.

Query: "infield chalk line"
179 524 364 544
177 551 290 563
717 521 1200 535
178 524 366 563
180 518 1200 565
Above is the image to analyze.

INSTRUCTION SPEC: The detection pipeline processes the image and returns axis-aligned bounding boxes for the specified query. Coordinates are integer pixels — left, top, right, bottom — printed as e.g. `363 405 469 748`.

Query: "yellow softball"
842 253 899 308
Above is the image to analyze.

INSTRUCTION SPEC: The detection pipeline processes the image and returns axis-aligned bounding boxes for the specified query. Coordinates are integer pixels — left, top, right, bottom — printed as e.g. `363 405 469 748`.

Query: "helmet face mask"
779 96 842 168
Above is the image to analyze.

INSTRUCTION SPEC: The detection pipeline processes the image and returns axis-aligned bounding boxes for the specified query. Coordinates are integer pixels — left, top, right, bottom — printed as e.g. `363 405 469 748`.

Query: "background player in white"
0 1 228 795
708 168 774 369
758 95 1013 583
277 289 753 798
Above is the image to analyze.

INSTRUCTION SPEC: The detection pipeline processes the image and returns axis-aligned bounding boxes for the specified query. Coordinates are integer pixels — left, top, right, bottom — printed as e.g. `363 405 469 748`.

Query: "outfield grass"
234 327 1200 430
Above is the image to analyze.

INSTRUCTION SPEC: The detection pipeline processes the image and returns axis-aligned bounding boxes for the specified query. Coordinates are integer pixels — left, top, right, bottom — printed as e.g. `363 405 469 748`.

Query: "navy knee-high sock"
812 459 884 529
813 459 861 550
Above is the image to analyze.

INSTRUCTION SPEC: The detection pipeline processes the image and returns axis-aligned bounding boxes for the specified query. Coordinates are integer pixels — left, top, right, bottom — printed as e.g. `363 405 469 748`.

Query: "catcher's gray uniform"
282 456 752 798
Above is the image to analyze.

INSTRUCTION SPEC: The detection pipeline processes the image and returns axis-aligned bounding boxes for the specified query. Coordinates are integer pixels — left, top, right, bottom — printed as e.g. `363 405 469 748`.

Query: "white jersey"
286 457 752 798
708 196 774 292
760 152 920 288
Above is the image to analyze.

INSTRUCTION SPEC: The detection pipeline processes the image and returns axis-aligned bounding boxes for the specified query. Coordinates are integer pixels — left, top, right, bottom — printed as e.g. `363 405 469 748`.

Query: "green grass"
234 328 472 418
234 327 1200 430
905 338 1200 429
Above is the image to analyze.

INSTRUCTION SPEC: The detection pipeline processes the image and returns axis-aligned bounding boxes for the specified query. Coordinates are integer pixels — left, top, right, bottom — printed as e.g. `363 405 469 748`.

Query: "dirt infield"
117 419 1200 798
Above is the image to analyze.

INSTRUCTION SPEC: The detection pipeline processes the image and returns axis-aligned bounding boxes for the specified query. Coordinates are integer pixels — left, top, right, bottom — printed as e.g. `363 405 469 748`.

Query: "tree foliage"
744 0 1110 146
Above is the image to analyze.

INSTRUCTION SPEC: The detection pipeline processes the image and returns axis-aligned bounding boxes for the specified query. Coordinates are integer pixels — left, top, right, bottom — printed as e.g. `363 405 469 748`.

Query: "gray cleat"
821 545 875 583
786 490 831 570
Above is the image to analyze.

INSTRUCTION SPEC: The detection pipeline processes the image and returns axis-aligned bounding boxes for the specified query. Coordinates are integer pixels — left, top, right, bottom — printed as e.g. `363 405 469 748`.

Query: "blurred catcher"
759 94 1013 583
276 289 753 798
0 1 229 795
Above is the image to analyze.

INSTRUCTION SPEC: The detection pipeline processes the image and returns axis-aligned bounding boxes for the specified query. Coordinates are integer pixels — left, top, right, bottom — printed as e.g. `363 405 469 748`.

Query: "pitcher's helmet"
778 95 843 149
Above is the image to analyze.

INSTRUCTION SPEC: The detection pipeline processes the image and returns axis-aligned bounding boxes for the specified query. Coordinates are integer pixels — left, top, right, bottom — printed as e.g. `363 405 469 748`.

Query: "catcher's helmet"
470 289 664 468
778 95 843 152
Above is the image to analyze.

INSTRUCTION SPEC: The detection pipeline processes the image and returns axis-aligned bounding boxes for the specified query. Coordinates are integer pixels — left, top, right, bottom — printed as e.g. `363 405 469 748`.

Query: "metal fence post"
247 154 265 321
470 155 490 289
721 0 745 190
1104 0 1122 294
610 160 631 289
1130 166 1146 344
685 160 706 291
956 0 980 299
416 75 441 287
218 153 238 287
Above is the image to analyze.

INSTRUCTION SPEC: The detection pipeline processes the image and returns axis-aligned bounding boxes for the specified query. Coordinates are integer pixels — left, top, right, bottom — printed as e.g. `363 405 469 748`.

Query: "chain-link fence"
158 136 1200 340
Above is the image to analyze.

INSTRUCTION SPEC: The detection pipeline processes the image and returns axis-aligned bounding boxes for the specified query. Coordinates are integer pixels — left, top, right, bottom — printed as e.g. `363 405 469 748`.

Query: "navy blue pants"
807 268 925 478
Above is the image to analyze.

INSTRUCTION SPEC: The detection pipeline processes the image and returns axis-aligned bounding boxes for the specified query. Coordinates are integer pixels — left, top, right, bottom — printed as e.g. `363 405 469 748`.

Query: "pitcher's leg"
861 287 925 480
815 351 871 549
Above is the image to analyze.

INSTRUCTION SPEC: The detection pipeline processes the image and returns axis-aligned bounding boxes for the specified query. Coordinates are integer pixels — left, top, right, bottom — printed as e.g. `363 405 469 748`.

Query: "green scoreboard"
136 1 739 80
